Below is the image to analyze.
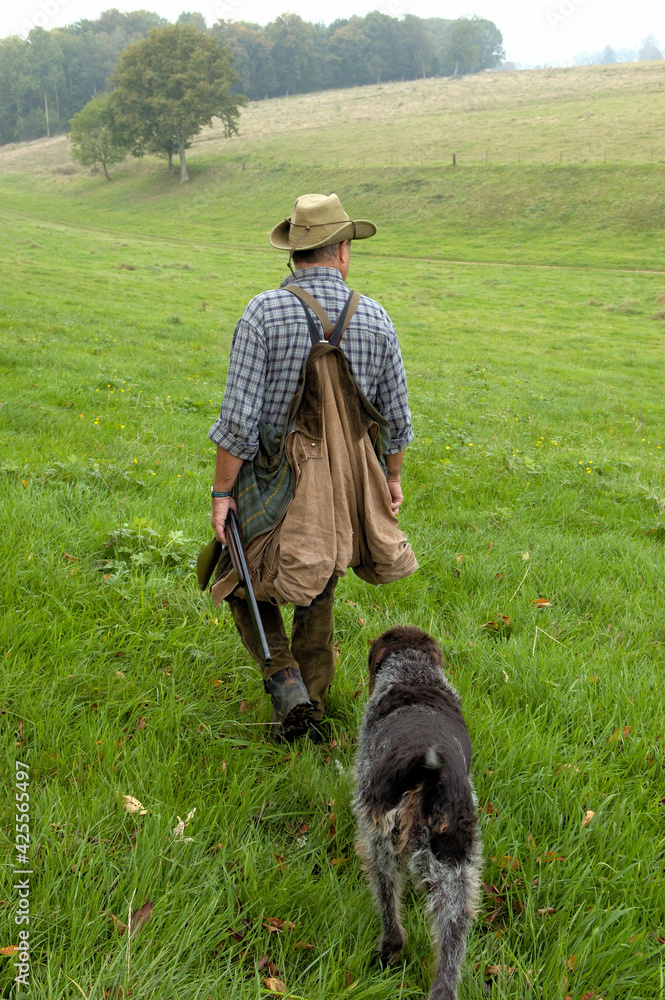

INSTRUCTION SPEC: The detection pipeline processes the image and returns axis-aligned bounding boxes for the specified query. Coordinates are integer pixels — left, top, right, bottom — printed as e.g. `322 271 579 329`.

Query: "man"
208 193 415 742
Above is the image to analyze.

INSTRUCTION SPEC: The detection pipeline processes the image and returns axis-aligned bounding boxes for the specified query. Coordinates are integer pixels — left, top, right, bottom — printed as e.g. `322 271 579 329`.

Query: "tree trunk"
55 82 60 122
178 140 189 183
102 158 111 181
44 91 50 138
168 149 175 175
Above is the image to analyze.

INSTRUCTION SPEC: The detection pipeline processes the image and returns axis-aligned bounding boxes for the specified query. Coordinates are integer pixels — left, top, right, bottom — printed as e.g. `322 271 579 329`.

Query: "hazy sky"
4 0 664 67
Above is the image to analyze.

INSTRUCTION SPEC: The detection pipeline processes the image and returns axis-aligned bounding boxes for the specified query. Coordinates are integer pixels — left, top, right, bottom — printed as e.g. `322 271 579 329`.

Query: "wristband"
211 488 233 499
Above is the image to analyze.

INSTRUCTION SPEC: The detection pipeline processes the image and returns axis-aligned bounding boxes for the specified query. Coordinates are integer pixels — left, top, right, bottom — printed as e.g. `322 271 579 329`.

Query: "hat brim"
269 218 377 251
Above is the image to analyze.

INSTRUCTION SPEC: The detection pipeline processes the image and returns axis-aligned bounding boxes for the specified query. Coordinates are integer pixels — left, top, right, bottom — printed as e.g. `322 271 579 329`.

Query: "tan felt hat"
269 193 377 251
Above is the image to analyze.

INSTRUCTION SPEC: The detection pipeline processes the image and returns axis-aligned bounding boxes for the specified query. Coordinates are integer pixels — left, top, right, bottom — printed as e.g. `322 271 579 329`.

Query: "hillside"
1 62 664 271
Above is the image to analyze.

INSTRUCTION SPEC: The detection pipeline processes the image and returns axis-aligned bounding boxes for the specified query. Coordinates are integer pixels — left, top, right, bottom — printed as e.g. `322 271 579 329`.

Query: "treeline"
210 13 504 100
0 10 169 144
0 8 504 146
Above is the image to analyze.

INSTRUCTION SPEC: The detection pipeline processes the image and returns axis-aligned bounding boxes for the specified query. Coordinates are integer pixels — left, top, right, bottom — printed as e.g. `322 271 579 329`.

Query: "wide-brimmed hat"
269 193 377 251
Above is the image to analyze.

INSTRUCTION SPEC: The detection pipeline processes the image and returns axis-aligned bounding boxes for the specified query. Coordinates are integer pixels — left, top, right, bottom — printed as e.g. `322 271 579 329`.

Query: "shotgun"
225 508 271 669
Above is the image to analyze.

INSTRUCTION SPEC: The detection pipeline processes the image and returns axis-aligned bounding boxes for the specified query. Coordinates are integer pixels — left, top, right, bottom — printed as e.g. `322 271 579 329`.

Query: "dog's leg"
413 855 479 1000
358 821 406 966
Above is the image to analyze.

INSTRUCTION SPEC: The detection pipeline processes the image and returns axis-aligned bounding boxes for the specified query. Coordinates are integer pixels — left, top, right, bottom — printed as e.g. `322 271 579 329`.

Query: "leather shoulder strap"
329 290 360 348
285 286 333 334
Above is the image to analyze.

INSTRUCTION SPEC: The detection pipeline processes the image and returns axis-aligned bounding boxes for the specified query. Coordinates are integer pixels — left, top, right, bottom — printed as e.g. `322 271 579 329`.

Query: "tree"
111 24 244 183
638 35 663 61
27 27 65 137
177 11 207 32
440 16 504 76
69 93 129 180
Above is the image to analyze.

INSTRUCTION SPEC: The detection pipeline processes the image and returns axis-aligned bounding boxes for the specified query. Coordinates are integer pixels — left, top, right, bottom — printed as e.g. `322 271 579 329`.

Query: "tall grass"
1 61 664 999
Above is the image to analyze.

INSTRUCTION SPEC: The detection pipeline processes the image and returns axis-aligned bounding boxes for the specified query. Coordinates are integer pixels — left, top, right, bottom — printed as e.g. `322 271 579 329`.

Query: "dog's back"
353 626 481 1000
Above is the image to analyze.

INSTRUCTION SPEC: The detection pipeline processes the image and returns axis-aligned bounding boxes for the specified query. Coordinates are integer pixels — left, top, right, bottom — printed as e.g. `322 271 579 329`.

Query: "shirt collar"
281 266 346 288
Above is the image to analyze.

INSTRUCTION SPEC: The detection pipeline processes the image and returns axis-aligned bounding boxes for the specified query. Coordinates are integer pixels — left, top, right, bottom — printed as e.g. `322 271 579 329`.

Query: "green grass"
1 62 665 1000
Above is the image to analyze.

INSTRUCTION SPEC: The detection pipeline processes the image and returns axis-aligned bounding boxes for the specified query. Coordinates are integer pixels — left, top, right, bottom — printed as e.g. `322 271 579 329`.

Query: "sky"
3 0 664 67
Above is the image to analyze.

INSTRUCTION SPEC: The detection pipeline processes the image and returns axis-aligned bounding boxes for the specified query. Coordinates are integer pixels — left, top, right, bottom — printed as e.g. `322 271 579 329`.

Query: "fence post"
452 152 456 167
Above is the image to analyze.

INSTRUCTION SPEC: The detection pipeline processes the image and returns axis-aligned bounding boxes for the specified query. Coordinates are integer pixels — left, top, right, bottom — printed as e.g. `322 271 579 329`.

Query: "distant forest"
0 9 504 146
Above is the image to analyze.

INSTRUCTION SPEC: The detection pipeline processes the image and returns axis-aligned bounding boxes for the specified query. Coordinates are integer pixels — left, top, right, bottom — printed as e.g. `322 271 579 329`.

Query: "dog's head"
368 625 443 692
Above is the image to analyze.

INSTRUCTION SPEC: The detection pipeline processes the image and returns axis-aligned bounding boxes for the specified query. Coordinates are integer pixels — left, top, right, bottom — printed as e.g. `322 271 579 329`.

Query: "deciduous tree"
69 93 129 180
110 23 244 182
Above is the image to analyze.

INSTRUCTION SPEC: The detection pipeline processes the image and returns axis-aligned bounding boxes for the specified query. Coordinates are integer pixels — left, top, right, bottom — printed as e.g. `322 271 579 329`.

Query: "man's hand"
211 496 237 544
387 478 403 516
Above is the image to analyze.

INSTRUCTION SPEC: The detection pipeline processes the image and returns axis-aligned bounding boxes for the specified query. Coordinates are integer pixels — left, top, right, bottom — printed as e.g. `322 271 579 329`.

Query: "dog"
352 625 481 1000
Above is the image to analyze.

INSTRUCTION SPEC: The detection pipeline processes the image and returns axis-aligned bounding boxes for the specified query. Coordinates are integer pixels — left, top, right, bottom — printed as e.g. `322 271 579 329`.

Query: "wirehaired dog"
353 626 481 1000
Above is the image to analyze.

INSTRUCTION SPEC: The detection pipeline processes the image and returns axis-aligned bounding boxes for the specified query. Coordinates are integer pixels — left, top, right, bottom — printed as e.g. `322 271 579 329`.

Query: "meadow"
0 62 664 999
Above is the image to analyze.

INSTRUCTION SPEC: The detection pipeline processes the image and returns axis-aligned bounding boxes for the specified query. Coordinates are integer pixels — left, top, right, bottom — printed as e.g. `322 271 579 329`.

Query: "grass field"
1 62 664 999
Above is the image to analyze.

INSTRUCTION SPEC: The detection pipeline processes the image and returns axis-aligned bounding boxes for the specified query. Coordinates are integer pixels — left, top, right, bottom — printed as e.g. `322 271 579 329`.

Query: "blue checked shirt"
209 267 413 460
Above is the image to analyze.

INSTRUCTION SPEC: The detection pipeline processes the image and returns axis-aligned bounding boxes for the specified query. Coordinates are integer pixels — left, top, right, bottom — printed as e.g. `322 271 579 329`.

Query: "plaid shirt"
209 267 413 460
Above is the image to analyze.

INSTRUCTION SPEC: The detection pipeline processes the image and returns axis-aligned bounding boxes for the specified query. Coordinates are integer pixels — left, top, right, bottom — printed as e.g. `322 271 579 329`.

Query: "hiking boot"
264 666 313 742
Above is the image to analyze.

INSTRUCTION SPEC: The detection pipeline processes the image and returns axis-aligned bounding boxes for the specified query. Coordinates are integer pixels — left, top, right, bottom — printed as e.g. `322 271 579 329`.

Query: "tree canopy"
68 92 128 179
0 9 507 146
110 24 244 182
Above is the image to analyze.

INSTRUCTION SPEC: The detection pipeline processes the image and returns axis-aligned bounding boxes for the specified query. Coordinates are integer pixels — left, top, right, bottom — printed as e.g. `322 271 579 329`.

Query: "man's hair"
292 242 341 267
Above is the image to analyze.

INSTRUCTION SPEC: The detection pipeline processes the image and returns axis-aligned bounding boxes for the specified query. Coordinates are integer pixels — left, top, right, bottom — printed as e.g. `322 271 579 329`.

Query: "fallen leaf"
480 615 512 632
495 571 505 580
263 977 286 994
357 617 366 626
537 907 557 916
491 854 520 870
567 954 576 971
121 795 147 816
62 552 78 562
129 900 153 938
483 883 504 903
136 717 147 731
239 700 247 713
485 964 516 978
456 554 464 563
345 599 357 607
212 679 222 687
0 946 19 955
109 912 127 936
263 917 295 933
257 954 271 971
609 726 632 743
294 940 314 950
582 810 596 827
532 597 552 608
522 551 530 560
536 852 565 862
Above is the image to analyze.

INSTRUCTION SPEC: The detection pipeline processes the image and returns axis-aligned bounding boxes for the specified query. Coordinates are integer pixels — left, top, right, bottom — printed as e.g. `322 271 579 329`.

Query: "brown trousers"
226 575 338 721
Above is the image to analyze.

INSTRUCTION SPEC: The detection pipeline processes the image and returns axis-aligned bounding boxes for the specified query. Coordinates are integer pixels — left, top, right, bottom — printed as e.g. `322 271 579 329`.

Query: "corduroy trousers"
225 574 338 721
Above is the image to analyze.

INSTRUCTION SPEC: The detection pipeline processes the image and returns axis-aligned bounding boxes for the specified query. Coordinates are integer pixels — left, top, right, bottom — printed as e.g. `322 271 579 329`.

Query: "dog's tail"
395 745 477 865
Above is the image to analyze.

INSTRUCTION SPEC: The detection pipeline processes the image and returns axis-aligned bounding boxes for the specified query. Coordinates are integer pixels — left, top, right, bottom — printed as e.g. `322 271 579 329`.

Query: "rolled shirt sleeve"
208 316 267 461
373 317 414 455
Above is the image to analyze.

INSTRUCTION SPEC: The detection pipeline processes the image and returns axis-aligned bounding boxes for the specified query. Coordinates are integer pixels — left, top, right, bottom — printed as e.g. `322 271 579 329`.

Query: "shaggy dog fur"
352 625 481 1000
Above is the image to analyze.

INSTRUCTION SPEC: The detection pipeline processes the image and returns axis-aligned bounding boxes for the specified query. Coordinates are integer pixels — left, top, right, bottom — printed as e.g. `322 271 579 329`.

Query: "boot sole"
279 700 313 742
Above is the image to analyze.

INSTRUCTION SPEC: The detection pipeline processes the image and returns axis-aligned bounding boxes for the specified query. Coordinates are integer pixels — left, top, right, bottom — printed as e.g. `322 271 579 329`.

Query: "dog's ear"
368 635 390 693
